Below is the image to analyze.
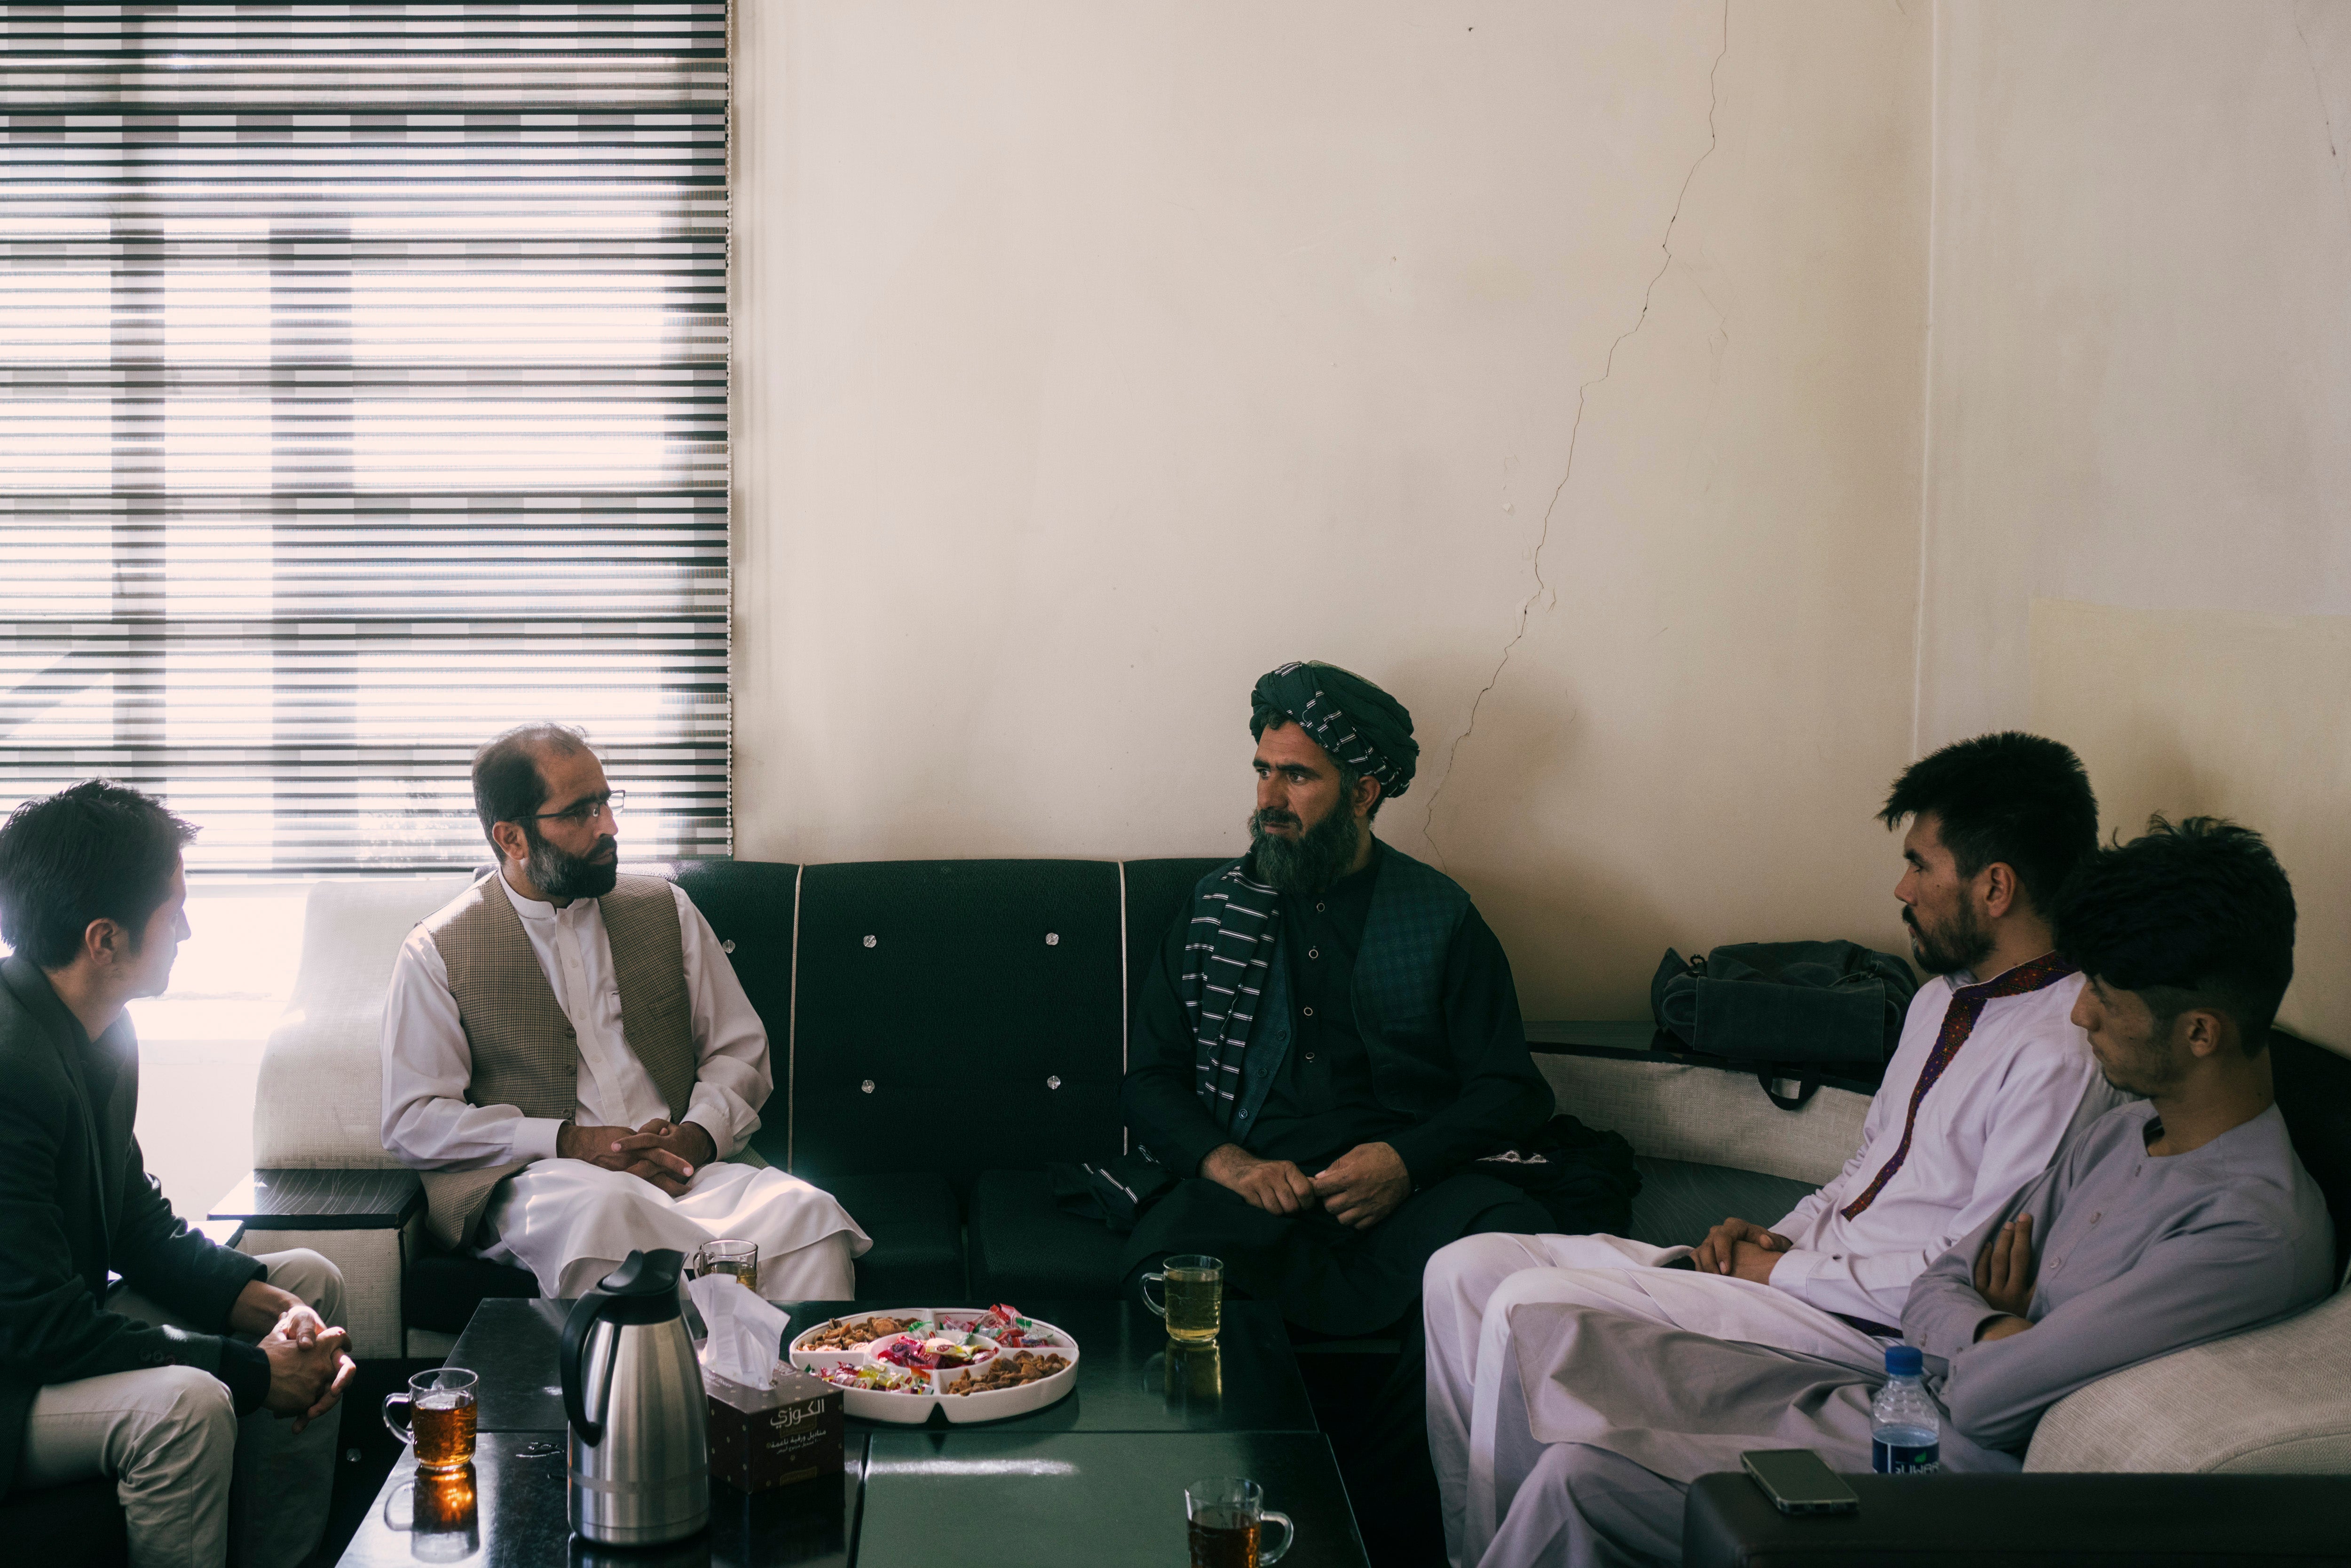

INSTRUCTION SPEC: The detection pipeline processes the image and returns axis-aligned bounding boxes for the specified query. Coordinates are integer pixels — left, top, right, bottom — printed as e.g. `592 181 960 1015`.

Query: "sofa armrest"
210 1167 423 1232
209 1168 425 1360
2024 1287 2351 1473
1681 1471 2351 1567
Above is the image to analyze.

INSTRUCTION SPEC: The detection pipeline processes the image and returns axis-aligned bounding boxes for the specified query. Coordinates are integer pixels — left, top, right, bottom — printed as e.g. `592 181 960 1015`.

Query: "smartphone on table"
1740 1449 1860 1516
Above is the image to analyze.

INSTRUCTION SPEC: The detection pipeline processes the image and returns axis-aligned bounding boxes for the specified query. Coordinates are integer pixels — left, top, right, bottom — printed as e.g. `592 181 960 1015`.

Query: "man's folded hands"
261 1317 355 1433
1692 1216 1791 1282
559 1116 714 1198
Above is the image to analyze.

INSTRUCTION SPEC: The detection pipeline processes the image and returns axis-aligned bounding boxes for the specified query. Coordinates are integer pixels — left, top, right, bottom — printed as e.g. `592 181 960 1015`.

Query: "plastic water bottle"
1870 1345 1941 1473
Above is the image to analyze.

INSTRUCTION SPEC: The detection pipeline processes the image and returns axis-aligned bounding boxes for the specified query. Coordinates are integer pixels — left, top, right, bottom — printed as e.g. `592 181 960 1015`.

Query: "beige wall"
2031 600 2351 1053
732 1 1934 1019
1921 3 2351 1051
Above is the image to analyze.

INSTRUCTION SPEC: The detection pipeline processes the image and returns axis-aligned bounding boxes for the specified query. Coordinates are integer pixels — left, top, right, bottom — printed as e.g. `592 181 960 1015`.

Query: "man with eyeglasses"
379 724 870 1300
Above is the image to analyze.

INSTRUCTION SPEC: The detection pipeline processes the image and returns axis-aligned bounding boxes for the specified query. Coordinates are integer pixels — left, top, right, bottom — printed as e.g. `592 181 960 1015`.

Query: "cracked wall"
1921 1 2351 1052
732 0 1934 1019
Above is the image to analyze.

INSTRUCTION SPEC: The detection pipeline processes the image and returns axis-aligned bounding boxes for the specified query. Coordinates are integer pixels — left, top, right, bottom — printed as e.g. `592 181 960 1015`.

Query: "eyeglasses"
527 790 624 827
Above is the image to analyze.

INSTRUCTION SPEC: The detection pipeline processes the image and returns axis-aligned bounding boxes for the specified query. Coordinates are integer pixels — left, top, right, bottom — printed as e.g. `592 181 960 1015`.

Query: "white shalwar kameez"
1425 960 2122 1568
382 879 869 1301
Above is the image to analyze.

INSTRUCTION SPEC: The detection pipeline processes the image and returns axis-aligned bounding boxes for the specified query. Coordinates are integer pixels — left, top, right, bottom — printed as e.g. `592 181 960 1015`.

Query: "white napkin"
687 1273 792 1391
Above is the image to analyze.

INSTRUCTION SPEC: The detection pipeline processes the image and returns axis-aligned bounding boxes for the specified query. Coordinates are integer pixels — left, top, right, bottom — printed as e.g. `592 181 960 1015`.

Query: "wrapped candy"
816 1362 927 1393
873 1332 996 1370
974 1304 1064 1348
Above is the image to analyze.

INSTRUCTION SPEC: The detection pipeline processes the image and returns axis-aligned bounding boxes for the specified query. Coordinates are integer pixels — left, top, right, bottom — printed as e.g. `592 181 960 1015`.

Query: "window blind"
0 3 730 873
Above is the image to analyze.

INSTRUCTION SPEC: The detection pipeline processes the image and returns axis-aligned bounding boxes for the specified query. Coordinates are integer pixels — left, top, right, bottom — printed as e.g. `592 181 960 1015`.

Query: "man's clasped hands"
1201 1141 1413 1230
557 1116 717 1198
235 1277 358 1433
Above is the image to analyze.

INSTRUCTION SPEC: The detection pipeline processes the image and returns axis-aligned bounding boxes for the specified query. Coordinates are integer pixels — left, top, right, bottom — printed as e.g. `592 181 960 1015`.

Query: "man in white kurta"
1426 733 2121 1567
380 723 869 1301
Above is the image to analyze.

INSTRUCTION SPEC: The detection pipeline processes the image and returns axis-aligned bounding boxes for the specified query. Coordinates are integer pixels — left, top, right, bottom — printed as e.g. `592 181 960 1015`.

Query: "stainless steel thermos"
561 1249 710 1546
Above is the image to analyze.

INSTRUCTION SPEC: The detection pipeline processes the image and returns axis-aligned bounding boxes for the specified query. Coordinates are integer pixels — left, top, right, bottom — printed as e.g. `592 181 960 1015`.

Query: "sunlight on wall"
127 883 309 1221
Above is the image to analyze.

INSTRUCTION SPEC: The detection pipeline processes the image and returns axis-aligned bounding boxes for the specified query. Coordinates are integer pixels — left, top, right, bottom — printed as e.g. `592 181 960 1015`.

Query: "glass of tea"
1142 1253 1223 1344
693 1237 760 1289
1185 1475 1294 1568
383 1367 478 1474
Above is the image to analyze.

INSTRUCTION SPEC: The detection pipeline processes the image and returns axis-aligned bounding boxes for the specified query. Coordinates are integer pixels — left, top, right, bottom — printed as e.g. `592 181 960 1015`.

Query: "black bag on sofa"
1651 940 1917 1083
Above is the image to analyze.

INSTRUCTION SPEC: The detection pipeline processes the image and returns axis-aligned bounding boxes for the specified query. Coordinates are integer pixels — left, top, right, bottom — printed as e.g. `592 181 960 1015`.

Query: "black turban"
1250 661 1419 799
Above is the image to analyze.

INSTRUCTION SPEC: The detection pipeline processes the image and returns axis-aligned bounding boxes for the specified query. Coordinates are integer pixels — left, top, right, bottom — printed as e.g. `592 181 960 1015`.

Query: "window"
0 3 731 872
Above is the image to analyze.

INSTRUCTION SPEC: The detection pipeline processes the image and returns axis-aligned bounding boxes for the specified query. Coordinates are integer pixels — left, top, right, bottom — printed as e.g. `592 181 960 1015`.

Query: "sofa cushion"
1119 858 1232 1030
825 1169 966 1300
403 1246 540 1336
791 860 1124 1189
965 1168 1129 1300
671 859 800 1166
1626 1156 1817 1249
2025 1285 2351 1473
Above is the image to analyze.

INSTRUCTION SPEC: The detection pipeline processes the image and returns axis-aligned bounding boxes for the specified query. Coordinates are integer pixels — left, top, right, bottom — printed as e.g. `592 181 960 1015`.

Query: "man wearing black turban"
1111 662 1625 1567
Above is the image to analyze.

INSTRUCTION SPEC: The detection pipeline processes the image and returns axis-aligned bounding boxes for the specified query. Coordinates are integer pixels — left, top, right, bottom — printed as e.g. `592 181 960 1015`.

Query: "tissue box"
705 1366 844 1494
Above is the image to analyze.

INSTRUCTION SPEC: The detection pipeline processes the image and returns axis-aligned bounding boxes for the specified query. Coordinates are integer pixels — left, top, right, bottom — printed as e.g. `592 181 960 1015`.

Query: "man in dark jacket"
1122 662 1562 1335
0 782 356 1568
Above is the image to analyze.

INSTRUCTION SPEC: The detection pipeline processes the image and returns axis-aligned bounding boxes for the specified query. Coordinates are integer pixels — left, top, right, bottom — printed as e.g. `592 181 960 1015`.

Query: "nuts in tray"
946 1350 1071 1395
797 1315 926 1352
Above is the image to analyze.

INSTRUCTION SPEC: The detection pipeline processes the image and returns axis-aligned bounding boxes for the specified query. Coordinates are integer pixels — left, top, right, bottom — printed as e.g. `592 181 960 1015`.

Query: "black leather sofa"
401 854 1234 1325
400 854 1823 1326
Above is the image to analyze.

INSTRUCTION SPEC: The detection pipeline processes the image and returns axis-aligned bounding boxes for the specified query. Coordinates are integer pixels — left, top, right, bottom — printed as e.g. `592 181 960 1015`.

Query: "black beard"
1904 900 1994 977
527 827 619 900
1247 802 1363 898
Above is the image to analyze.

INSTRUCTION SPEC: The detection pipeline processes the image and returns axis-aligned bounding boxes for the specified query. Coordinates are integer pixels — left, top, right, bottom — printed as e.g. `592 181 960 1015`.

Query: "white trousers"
1479 1443 1690 1568
1424 1232 1891 1568
480 1158 869 1300
16 1250 346 1568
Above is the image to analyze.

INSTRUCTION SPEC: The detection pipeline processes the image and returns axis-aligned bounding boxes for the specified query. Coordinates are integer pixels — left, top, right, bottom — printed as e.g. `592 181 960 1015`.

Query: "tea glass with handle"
1142 1253 1224 1343
382 1367 478 1474
1186 1474 1294 1567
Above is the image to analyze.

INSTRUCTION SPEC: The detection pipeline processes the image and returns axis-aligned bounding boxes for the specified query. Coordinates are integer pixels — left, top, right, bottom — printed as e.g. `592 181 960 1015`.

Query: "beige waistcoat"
416 871 695 1250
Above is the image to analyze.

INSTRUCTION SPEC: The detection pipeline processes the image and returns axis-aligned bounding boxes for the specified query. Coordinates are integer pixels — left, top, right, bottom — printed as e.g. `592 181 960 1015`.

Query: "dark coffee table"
448 1297 1318 1435
338 1428 864 1567
858 1430 1366 1568
342 1299 1362 1566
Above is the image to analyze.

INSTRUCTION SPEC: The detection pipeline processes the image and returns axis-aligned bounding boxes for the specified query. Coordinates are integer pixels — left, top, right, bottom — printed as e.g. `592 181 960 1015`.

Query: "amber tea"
385 1369 479 1474
1189 1516 1260 1568
1184 1477 1293 1568
412 1391 477 1471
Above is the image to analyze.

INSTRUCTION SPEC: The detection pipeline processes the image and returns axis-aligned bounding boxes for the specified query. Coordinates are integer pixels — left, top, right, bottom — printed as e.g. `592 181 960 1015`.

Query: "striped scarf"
1178 860 1283 1129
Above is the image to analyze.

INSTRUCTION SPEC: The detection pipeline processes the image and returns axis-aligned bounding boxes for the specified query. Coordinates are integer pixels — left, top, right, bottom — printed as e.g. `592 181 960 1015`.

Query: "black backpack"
1650 940 1918 1106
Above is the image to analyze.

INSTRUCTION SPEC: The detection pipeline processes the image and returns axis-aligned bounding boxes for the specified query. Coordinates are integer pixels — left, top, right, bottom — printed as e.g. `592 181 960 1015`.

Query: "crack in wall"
1420 0 1732 865
2292 0 2351 235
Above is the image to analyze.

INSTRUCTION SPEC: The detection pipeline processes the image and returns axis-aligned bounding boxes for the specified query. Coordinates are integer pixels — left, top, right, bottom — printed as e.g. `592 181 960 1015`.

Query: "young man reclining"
1427 732 2124 1567
1471 815 2335 1568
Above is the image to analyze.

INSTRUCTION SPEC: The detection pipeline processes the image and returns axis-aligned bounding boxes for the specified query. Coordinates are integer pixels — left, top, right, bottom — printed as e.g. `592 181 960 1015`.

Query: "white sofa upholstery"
2025 1282 2351 1473
243 876 472 1357
253 875 474 1170
1532 1052 1870 1188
